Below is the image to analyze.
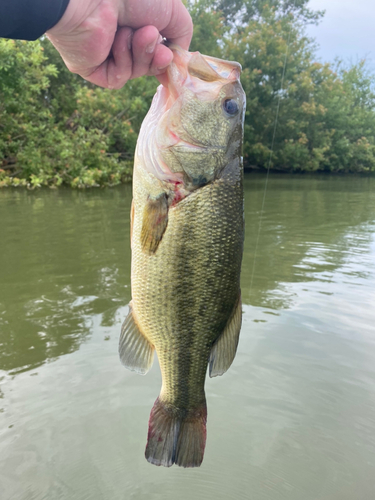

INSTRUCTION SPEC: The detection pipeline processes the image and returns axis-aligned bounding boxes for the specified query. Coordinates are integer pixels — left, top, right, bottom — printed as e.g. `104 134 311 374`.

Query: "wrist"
47 0 111 37
47 0 75 36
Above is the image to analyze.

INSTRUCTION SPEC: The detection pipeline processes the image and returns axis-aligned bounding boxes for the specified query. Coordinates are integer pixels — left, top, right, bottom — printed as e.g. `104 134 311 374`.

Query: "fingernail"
151 65 169 76
145 39 158 54
157 64 169 72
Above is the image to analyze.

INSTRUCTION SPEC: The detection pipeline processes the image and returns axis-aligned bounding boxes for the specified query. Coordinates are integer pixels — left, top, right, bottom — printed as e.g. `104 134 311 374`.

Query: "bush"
1 2 375 186
0 38 157 187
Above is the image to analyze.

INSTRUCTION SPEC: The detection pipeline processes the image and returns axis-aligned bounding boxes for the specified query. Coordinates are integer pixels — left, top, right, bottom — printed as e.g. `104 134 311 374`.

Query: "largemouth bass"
119 45 246 468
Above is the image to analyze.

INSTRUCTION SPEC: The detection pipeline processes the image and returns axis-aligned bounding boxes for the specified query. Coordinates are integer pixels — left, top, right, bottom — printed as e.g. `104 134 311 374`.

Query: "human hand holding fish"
46 0 193 88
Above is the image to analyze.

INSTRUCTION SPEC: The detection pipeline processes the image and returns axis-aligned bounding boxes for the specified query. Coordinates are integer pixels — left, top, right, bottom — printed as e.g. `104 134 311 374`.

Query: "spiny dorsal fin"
141 193 169 255
209 293 242 378
119 304 154 375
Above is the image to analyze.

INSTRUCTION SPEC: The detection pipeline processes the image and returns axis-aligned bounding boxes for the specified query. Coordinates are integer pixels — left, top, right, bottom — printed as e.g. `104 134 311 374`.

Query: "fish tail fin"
145 397 207 468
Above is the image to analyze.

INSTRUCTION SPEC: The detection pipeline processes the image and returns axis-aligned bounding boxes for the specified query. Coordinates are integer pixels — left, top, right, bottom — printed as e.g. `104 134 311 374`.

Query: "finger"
130 25 160 80
108 27 135 87
118 0 193 51
84 27 134 89
159 0 193 50
148 43 173 77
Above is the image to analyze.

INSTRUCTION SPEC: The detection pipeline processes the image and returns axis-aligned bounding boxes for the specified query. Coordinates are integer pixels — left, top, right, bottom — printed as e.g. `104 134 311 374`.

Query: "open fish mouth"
155 45 242 137
135 44 245 200
166 44 241 98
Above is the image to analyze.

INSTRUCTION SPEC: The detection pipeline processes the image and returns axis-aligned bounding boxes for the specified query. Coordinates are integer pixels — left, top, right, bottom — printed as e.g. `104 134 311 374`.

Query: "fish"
119 45 246 468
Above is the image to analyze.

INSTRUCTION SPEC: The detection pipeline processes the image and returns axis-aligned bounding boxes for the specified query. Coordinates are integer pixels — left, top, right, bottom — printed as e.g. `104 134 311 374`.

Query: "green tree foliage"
187 0 323 28
1 1 375 188
0 38 157 187
188 5 227 56
190 0 375 173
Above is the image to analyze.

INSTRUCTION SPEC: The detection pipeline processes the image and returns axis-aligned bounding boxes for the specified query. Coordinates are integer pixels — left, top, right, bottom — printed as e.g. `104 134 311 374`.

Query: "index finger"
118 0 193 50
158 0 193 50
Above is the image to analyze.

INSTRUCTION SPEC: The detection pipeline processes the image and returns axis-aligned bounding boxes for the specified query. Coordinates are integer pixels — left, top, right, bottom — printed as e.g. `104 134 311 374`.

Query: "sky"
306 0 375 67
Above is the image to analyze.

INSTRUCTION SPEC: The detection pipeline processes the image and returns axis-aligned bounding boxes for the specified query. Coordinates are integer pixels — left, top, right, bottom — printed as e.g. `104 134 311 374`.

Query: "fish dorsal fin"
141 193 169 254
119 304 154 375
209 293 242 378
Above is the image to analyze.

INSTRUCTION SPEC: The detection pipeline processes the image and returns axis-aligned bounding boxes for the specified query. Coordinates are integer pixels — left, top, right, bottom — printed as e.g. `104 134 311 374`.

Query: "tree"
191 0 375 173
1 1 375 187
187 0 323 29
0 38 158 187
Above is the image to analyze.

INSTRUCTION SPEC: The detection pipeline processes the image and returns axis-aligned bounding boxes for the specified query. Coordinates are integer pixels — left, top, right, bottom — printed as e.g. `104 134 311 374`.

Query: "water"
1 174 375 499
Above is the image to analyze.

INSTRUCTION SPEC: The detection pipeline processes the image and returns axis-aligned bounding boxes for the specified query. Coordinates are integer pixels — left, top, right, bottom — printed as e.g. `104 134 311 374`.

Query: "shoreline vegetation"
1 0 375 189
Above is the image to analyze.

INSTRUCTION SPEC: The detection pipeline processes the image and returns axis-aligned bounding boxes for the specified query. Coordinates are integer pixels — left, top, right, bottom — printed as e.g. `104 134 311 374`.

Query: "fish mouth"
136 46 242 185
167 44 241 93
155 46 242 150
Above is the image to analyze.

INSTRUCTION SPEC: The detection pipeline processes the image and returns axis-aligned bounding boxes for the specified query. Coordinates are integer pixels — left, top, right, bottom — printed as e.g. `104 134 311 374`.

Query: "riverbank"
2 167 375 190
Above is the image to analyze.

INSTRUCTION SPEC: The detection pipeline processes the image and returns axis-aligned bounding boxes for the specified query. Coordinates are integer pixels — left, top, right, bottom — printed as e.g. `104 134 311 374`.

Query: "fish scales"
119 45 246 468
132 164 243 409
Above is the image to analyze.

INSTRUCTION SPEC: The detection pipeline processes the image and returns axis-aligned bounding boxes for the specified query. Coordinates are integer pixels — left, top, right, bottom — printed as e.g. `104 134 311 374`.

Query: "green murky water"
1 174 375 499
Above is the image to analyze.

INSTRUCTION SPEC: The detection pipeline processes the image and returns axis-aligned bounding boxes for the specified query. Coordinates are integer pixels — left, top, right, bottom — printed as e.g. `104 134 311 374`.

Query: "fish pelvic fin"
209 292 242 378
119 304 154 375
145 398 207 468
141 193 169 255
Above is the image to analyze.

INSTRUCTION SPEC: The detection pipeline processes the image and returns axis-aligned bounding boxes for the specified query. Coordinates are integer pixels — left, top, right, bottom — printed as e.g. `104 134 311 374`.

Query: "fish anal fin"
141 193 169 255
119 304 154 375
209 293 242 378
145 398 207 468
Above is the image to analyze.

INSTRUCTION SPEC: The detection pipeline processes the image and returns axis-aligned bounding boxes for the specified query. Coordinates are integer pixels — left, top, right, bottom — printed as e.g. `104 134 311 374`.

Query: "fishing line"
248 8 295 298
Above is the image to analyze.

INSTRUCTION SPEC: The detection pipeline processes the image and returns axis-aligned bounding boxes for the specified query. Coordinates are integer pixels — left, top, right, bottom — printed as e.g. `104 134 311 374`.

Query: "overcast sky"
306 0 375 67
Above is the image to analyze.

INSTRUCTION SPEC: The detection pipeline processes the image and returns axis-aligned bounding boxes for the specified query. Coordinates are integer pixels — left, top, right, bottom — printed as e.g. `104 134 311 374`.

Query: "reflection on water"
0 187 132 374
243 175 375 308
1 174 375 499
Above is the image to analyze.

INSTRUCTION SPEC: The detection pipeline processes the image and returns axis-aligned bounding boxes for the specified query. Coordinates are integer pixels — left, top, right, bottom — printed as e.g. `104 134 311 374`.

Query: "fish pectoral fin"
141 193 169 255
119 304 154 375
209 293 242 378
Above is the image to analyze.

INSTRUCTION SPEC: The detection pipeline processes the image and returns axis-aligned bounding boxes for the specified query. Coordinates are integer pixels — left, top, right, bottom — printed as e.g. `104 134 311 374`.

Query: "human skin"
46 0 193 89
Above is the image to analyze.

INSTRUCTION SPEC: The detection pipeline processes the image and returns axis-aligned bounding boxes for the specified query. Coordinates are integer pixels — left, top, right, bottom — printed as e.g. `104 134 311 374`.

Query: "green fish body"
120 46 246 468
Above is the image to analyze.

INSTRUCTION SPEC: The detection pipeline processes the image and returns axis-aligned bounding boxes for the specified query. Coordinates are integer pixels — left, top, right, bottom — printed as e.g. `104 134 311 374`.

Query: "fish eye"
223 99 239 116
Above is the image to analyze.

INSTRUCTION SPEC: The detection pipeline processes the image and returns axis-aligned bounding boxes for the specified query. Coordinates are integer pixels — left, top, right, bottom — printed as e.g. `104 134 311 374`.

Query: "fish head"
136 46 246 193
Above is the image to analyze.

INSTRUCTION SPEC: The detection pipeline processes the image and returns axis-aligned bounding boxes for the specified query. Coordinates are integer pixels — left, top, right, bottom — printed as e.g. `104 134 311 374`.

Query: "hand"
46 0 193 89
